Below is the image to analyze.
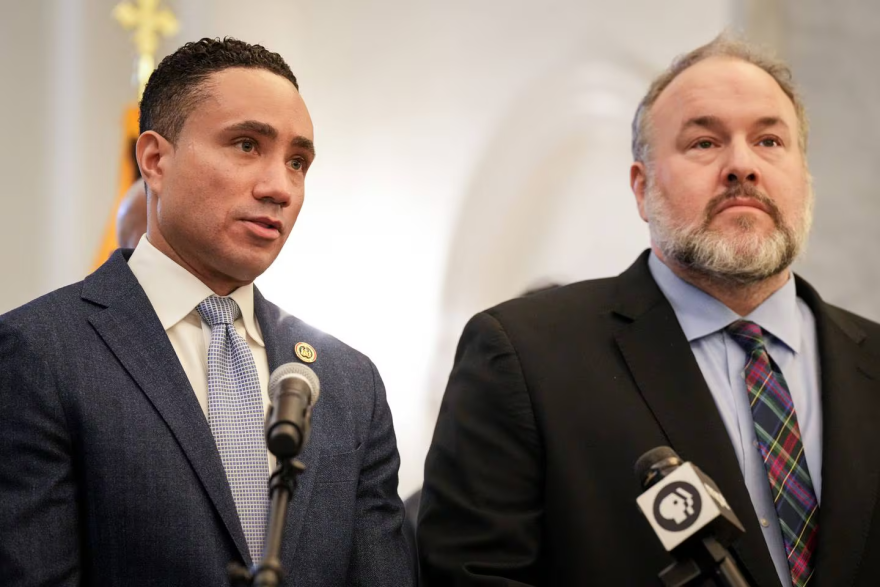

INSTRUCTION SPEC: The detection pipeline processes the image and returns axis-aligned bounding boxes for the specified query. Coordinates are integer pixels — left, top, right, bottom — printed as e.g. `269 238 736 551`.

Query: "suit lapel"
82 252 252 565
254 289 320 570
612 253 781 587
797 279 880 587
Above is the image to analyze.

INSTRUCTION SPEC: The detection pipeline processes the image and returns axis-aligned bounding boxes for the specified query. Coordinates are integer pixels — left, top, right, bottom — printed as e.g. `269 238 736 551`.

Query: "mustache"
702 184 783 226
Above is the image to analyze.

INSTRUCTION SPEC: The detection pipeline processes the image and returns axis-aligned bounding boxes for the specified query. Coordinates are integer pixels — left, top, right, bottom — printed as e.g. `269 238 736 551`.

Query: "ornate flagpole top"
113 0 179 99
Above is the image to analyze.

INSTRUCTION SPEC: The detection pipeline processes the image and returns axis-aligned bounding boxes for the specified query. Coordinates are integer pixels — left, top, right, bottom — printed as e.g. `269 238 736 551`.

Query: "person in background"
419 33 880 587
116 177 148 249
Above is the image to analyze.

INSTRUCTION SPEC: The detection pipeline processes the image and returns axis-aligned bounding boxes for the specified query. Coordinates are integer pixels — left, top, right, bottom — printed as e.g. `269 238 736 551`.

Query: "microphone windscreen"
634 446 681 487
269 362 321 404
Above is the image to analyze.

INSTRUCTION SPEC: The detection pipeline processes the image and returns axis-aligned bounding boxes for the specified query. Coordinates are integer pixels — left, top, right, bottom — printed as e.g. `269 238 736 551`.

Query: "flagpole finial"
113 0 179 99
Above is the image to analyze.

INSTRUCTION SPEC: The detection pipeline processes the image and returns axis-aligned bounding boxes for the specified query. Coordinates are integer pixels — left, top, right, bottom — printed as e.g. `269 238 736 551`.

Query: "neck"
145 230 244 297
653 247 790 316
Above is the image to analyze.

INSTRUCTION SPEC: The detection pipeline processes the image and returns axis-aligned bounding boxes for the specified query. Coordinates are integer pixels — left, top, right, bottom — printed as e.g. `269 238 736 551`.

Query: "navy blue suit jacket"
0 250 415 586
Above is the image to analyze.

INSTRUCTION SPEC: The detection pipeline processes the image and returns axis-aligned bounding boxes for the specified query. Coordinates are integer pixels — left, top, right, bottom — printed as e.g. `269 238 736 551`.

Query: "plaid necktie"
197 295 269 561
727 320 818 587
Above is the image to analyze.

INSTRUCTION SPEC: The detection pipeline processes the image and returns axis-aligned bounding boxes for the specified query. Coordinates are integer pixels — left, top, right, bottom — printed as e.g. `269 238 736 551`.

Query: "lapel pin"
295 342 317 363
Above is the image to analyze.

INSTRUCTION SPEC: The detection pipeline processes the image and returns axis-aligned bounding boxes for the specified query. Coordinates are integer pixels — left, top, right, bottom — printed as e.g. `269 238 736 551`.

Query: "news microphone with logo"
264 363 320 460
634 446 752 587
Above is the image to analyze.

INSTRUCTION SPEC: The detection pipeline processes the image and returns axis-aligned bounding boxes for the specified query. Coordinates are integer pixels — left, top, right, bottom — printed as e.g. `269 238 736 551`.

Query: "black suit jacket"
418 251 880 587
0 250 414 586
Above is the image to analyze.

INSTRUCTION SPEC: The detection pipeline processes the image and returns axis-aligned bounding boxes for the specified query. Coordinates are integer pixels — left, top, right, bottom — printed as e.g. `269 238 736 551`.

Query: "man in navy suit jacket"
0 37 414 586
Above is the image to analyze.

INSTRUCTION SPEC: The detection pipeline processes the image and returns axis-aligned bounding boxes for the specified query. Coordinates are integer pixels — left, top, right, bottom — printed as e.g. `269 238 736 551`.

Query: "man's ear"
136 131 172 199
630 161 650 223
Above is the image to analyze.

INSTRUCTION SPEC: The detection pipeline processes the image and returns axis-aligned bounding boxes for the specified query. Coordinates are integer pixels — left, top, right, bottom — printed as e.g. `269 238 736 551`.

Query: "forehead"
184 67 313 139
650 56 798 138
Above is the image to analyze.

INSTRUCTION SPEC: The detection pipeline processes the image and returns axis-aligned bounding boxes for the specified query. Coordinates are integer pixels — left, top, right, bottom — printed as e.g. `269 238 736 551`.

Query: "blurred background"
2 0 878 497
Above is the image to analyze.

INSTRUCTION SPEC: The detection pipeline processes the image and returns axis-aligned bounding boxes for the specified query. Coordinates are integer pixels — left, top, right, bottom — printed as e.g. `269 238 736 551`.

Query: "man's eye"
759 138 780 147
289 159 303 171
694 140 714 150
239 140 256 153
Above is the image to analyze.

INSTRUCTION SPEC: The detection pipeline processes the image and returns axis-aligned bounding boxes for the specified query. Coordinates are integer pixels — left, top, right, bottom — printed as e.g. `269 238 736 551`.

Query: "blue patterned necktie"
727 320 818 587
197 295 269 561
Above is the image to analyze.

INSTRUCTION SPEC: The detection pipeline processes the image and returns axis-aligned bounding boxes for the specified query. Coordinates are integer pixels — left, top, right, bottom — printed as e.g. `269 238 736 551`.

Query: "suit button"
760 518 770 528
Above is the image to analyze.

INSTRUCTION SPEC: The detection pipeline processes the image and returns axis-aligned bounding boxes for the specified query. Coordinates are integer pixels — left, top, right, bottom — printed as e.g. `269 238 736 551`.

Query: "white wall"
775 0 880 323
0 0 733 495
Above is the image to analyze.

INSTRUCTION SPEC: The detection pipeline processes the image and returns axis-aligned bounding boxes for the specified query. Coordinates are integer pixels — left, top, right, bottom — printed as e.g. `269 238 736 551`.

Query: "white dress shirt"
127 235 273 466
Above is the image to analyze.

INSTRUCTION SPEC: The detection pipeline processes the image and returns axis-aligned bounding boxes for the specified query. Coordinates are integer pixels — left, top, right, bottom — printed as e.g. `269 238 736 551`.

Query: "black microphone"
229 364 320 587
265 363 320 459
634 447 752 587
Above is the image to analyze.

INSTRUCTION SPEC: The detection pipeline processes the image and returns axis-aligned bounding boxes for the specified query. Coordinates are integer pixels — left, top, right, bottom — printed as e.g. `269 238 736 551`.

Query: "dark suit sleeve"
344 361 416 586
0 321 80 585
418 311 543 586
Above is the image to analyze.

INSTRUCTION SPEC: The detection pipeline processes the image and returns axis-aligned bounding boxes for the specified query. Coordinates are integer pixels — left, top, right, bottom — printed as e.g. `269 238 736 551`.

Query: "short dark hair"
139 37 299 142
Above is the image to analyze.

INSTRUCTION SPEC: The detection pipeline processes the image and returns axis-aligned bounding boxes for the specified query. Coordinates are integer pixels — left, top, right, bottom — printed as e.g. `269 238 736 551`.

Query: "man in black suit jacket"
0 38 414 586
418 34 880 587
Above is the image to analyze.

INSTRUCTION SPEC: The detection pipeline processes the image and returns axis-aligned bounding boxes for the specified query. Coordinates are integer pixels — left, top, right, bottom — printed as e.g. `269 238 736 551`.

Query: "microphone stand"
658 535 751 587
229 458 306 587
228 365 318 587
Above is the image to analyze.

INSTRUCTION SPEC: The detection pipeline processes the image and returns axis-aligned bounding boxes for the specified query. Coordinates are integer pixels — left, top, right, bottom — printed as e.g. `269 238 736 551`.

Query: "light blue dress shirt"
648 253 822 587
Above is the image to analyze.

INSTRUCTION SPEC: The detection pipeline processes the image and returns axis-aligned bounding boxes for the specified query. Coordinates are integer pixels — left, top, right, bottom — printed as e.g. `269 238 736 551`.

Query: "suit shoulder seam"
479 310 542 440
0 321 74 442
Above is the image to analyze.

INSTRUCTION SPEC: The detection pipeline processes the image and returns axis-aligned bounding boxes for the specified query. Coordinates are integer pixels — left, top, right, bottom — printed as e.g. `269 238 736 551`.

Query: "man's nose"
253 162 293 206
721 141 760 186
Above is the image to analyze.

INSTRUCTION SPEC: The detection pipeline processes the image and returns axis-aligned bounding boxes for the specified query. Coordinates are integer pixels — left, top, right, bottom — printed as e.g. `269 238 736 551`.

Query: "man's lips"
713 197 772 216
241 216 283 238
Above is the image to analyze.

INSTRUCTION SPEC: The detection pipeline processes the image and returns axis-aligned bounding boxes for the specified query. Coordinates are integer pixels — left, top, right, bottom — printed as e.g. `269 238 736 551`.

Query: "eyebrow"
680 115 725 133
753 116 790 132
680 115 790 134
291 136 316 158
225 120 316 157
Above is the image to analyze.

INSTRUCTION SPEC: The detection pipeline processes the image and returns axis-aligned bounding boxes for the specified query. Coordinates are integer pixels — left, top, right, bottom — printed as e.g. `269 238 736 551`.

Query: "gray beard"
645 181 812 286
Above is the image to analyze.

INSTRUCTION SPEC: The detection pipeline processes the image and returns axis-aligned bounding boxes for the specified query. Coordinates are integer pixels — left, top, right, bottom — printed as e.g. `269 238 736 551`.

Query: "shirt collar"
127 234 265 347
648 252 801 353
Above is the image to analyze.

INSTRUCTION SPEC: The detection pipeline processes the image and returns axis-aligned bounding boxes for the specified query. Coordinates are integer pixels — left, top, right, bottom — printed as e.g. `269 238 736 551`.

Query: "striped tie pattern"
727 320 818 587
197 295 269 562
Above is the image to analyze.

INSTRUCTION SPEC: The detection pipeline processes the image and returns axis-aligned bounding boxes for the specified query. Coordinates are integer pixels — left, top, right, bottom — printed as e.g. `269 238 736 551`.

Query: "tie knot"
197 296 241 327
726 320 766 354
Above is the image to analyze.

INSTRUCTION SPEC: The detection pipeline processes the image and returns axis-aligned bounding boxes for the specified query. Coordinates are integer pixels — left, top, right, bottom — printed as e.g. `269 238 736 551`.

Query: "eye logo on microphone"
653 481 702 532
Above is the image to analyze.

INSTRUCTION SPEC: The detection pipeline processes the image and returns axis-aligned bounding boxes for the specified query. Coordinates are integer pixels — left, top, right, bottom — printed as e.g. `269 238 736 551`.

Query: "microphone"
265 363 320 459
634 447 751 587
229 364 319 587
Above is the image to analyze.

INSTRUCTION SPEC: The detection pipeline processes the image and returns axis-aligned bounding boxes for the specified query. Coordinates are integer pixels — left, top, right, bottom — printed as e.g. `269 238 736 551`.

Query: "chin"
208 238 280 281
712 215 775 236
220 256 273 285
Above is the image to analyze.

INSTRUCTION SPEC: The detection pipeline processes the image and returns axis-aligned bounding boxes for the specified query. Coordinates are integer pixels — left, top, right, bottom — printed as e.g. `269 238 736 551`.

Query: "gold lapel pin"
295 342 317 363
